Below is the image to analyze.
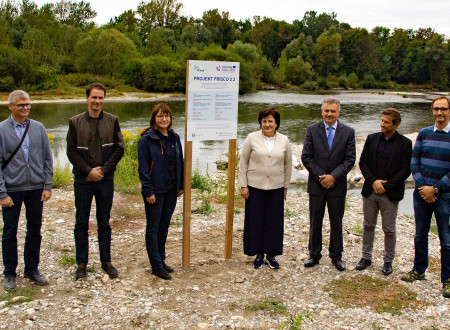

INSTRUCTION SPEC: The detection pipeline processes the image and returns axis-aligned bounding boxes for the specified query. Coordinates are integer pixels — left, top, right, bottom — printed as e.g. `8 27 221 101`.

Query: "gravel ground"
0 183 448 329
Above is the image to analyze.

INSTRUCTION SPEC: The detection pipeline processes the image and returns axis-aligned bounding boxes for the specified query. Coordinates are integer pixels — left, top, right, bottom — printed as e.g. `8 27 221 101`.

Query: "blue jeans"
74 180 114 266
143 183 177 271
2 189 43 277
413 189 450 283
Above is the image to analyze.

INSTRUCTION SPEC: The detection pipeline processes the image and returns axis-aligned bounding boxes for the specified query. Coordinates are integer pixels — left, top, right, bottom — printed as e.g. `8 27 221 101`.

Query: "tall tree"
52 0 96 29
313 28 342 76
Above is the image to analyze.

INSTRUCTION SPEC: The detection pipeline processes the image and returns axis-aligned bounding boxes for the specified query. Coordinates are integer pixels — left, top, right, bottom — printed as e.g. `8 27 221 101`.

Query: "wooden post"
224 139 237 258
182 61 192 267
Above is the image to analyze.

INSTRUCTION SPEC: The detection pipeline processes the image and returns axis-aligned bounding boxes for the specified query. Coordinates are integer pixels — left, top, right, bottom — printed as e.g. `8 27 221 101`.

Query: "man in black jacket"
301 97 356 271
67 83 124 280
356 108 412 275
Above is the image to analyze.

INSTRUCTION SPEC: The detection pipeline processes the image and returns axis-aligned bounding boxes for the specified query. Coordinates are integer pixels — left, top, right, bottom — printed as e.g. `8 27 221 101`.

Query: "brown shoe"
75 265 87 279
102 263 119 278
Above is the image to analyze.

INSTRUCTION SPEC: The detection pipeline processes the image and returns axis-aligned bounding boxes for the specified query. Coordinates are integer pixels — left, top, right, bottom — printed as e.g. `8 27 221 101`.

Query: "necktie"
327 126 334 150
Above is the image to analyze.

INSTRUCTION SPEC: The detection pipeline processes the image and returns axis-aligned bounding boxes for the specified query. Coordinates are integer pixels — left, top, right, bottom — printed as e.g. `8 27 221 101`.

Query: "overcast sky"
34 0 450 36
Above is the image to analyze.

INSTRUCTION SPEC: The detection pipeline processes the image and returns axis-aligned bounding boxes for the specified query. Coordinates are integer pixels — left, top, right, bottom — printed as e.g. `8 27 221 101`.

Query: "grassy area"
280 311 313 329
0 287 37 305
244 300 287 314
52 162 73 188
327 275 426 315
58 252 76 266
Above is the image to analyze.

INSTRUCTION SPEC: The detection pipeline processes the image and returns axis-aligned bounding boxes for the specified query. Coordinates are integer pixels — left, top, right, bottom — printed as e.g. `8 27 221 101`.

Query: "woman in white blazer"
238 107 292 269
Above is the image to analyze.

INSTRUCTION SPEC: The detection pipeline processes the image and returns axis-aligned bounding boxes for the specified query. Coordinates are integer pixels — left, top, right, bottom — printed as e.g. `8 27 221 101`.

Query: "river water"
0 90 438 216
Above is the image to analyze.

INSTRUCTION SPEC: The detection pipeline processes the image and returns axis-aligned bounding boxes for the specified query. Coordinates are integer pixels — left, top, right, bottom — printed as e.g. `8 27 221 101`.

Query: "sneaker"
401 270 425 283
102 263 119 278
253 254 264 269
75 265 87 279
443 280 450 298
4 277 16 291
152 267 171 280
265 255 280 269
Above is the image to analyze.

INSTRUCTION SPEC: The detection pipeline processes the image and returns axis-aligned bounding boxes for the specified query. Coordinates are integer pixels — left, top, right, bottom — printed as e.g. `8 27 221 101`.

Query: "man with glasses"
0 90 53 290
401 96 450 298
67 83 124 280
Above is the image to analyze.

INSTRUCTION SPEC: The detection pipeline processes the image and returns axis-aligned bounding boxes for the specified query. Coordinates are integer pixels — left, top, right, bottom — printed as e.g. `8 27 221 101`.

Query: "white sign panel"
186 60 240 141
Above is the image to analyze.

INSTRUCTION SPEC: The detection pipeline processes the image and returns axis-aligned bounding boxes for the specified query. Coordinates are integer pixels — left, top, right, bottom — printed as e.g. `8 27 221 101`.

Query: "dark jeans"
143 183 177 271
413 190 450 283
308 192 345 260
2 189 43 277
74 180 114 266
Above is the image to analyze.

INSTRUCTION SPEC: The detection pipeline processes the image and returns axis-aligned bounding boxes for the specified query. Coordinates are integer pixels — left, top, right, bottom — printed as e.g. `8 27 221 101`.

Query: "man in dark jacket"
67 83 124 280
356 108 412 275
301 97 356 271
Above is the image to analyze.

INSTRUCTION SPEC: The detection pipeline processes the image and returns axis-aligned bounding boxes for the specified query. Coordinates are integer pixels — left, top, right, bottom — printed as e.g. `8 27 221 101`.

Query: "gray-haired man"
0 90 53 290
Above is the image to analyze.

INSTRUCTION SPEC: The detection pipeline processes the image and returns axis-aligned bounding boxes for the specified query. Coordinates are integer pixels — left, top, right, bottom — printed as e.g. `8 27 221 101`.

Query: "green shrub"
300 80 318 91
52 162 73 188
338 75 349 89
348 72 358 88
115 129 141 194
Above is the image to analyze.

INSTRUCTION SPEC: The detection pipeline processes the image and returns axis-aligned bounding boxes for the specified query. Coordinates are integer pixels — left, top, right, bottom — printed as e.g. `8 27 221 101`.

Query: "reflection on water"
0 91 434 173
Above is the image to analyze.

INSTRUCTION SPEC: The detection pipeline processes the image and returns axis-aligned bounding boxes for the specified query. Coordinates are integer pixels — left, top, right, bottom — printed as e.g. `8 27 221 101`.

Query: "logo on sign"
194 65 206 72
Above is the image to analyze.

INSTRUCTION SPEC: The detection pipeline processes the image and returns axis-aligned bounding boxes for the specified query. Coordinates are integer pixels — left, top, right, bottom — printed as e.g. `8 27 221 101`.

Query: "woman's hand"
284 188 287 200
146 195 156 204
177 189 184 197
241 187 249 199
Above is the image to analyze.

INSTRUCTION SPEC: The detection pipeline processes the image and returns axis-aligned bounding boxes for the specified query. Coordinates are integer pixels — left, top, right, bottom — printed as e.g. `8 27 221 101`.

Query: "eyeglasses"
156 114 171 119
12 103 32 109
432 107 449 112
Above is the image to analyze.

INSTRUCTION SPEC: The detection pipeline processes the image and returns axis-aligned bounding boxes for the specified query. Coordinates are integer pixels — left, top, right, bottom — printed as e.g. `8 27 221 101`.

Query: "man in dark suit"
356 108 412 276
301 97 356 271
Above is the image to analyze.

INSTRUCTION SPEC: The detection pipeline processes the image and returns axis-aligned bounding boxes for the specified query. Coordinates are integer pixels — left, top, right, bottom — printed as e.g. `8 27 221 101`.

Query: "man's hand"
0 196 14 207
177 189 184 197
86 167 104 182
319 174 335 189
41 190 52 202
241 187 249 199
372 180 387 195
284 188 287 200
418 186 437 203
146 195 156 204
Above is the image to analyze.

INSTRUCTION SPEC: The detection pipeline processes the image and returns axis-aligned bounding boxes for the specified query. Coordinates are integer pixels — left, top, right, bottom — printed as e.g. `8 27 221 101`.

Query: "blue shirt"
11 115 29 163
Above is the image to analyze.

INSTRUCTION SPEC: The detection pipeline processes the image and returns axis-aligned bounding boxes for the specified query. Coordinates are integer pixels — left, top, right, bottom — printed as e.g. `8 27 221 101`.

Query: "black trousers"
308 192 345 260
243 186 284 256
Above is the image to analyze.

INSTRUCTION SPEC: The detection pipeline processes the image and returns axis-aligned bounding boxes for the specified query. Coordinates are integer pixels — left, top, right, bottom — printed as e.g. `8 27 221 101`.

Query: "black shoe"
75 265 87 279
382 262 393 276
304 258 320 268
152 267 171 280
24 273 48 286
4 277 16 290
265 255 280 269
332 259 346 271
356 258 372 271
253 254 264 269
163 261 174 273
102 263 119 278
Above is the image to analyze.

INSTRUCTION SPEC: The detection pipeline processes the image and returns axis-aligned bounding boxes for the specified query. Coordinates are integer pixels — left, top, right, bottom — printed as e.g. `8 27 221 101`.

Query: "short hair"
322 97 341 112
431 96 450 109
149 103 173 130
258 107 281 130
86 83 106 97
8 90 30 104
382 108 401 125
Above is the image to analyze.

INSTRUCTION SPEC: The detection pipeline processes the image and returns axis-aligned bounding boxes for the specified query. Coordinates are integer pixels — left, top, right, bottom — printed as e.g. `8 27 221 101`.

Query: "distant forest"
0 0 449 94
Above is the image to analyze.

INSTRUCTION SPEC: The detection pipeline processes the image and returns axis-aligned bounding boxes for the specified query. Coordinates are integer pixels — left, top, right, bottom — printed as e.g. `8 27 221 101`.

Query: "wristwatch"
433 186 439 194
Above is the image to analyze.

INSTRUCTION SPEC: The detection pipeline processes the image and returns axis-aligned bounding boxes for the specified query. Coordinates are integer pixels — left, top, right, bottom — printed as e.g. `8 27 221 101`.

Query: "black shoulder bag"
1 121 30 171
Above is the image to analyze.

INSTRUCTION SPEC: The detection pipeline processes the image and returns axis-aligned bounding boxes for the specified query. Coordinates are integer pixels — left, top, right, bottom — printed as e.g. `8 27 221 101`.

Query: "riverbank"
0 89 447 105
0 187 448 329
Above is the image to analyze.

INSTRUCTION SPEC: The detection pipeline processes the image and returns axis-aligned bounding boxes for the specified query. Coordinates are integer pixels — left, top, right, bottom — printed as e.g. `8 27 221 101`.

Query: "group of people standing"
238 96 449 299
0 85 449 299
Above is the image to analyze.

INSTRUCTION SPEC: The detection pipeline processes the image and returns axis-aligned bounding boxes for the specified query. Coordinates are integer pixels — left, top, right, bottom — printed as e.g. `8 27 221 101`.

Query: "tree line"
0 0 449 94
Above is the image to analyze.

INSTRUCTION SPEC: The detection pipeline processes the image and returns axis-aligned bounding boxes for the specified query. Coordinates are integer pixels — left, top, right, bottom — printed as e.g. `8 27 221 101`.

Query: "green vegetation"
327 275 426 315
244 300 287 314
0 287 37 305
280 311 313 329
191 165 213 192
196 197 213 215
87 263 95 273
0 1 448 94
58 251 76 266
52 162 73 188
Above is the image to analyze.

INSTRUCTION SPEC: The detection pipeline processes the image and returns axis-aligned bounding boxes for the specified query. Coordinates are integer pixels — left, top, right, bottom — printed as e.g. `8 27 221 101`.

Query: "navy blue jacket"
138 128 184 198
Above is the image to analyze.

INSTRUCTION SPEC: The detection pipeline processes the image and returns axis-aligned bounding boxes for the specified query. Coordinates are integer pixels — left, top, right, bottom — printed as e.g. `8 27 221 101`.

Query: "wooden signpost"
182 60 240 266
